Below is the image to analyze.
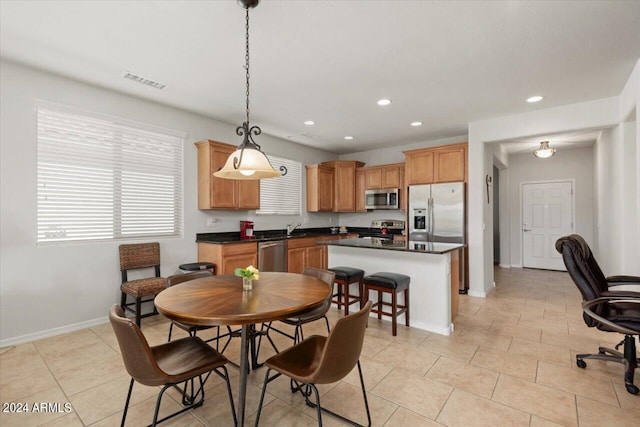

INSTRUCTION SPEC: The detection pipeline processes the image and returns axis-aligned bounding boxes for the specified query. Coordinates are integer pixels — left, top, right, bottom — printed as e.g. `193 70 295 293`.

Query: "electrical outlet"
206 217 217 227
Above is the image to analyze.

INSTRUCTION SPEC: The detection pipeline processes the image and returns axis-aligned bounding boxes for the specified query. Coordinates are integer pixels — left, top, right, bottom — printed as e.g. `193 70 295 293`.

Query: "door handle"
523 229 531 232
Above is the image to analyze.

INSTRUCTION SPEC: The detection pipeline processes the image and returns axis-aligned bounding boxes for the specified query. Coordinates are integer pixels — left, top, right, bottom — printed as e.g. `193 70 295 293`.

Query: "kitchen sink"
287 233 308 238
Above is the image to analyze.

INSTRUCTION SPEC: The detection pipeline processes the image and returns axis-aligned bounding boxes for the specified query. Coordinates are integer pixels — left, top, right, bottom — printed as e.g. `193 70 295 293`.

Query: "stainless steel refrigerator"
408 182 467 291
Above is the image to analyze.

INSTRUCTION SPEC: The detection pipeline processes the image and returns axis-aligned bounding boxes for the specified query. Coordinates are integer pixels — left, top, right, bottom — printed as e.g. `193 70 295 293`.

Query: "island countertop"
319 237 465 254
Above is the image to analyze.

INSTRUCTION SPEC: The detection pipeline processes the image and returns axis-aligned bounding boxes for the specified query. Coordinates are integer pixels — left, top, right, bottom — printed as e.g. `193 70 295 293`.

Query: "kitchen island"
320 238 464 336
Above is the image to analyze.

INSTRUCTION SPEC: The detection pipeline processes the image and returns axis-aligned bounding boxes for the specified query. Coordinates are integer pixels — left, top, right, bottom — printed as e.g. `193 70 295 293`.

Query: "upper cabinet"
364 163 404 189
306 160 364 212
306 164 334 212
404 142 467 185
195 140 260 210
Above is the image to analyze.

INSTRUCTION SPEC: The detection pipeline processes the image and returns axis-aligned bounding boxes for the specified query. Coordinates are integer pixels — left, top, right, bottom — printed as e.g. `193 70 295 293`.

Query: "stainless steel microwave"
364 188 400 210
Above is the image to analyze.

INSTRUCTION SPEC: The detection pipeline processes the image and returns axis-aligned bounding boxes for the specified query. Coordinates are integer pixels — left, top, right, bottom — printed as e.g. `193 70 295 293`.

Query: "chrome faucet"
286 223 302 236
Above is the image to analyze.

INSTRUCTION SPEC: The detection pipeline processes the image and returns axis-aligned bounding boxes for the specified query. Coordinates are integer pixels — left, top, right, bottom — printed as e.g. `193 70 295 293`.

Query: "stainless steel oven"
364 188 399 210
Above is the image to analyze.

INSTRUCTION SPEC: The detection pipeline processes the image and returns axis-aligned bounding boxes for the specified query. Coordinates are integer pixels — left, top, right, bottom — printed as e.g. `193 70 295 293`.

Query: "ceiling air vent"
123 72 166 90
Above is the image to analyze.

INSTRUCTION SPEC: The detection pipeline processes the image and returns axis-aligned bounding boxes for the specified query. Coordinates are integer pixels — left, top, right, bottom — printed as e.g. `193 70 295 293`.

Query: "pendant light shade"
213 0 281 180
215 147 281 179
533 141 556 158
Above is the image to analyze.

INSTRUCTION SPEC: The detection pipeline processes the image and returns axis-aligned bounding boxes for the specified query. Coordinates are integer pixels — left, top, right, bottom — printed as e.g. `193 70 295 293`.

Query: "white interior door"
522 181 573 271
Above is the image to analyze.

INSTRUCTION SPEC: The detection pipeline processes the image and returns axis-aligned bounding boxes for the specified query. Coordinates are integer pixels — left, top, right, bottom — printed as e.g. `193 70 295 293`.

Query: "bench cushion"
363 272 410 290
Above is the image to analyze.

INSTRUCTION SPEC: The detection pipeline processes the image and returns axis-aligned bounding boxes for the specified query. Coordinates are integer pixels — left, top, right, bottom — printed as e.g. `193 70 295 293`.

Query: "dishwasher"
258 240 288 272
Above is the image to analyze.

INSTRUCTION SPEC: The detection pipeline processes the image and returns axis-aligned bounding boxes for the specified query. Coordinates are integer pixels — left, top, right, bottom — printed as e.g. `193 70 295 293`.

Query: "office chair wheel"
576 359 587 369
626 384 639 395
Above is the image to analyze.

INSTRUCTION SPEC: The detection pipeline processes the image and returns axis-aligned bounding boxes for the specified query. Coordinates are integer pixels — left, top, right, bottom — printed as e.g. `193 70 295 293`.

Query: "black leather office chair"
555 234 640 394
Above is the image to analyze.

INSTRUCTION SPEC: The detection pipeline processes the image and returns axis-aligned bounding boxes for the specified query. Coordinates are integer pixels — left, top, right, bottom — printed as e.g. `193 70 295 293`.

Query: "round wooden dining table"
155 272 332 427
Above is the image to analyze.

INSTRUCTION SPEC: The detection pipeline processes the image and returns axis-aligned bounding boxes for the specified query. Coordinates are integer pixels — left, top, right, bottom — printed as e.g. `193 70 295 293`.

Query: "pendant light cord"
244 7 251 126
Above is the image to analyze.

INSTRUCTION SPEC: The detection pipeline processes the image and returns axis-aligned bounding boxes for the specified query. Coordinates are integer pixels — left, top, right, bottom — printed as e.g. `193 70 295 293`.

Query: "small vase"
242 277 253 291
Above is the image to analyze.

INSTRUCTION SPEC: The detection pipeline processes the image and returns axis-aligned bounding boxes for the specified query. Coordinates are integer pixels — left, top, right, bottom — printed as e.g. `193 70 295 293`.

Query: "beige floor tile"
55 352 127 396
487 323 543 343
508 337 572 366
373 342 439 375
342 357 394 391
371 368 452 419
40 340 120 374
529 416 565 427
437 388 530 426
90 393 204 426
470 348 538 381
455 329 512 352
493 374 577 427
317 381 397 427
612 381 640 411
424 356 498 399
68 375 158 425
0 363 58 402
536 360 619 406
383 407 443 427
40 412 84 426
246 398 317 427
419 334 479 363
32 329 102 359
576 395 640 427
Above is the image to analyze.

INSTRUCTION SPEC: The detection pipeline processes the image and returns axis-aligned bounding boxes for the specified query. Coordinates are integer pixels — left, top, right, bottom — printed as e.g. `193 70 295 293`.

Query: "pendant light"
214 0 283 180
533 141 556 158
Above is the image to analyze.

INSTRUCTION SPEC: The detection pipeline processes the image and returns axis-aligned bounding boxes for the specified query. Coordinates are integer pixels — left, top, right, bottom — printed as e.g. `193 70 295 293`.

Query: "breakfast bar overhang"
321 238 465 336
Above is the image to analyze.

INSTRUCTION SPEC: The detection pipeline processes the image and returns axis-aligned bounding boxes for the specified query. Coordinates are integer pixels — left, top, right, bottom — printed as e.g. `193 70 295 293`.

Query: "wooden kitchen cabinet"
321 160 365 212
355 168 366 212
306 164 335 212
287 236 327 273
197 242 258 275
307 161 365 212
195 140 260 210
364 163 404 189
404 142 467 185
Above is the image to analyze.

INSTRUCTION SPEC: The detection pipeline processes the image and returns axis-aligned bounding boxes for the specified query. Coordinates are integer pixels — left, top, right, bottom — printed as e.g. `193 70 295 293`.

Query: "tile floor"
1 267 639 426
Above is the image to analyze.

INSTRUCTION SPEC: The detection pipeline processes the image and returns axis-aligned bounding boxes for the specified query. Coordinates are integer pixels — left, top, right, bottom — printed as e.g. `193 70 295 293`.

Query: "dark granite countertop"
196 227 372 244
319 237 465 254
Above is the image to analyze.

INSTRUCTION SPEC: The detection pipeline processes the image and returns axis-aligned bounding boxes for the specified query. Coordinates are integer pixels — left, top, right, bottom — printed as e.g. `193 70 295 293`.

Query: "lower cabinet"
198 242 258 275
287 236 328 273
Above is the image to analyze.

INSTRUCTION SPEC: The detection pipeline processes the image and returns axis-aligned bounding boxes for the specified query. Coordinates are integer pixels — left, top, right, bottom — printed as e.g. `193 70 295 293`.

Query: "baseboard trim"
510 264 523 268
498 263 511 268
0 316 108 348
468 289 487 298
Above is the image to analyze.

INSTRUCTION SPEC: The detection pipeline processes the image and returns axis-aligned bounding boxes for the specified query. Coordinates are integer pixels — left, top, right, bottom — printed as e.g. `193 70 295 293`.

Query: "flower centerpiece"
234 265 260 291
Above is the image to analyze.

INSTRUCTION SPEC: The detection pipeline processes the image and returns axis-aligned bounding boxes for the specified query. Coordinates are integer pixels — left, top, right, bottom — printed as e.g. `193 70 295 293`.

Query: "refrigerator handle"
428 197 434 237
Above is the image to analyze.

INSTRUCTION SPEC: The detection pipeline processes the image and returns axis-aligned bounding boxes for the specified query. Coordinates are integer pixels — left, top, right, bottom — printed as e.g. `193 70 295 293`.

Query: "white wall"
0 60 338 345
506 147 595 267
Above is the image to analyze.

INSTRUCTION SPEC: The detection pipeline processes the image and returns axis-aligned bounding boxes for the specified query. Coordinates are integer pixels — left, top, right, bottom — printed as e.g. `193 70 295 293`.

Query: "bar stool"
179 262 215 274
328 267 365 315
363 272 410 336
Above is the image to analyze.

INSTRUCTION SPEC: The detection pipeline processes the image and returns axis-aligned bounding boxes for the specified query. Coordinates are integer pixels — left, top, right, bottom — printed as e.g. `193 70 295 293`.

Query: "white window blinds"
37 104 184 243
257 156 302 215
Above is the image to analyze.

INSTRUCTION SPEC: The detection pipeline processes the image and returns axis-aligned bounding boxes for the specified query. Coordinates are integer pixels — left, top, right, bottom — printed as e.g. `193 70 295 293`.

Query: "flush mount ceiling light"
533 141 556 158
344 136 354 140
377 98 392 106
410 121 423 127
527 95 544 103
214 0 283 180
303 120 315 126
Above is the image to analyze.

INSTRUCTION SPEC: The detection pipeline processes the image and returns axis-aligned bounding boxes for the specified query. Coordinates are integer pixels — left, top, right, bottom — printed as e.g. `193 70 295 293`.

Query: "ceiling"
1 1 639 155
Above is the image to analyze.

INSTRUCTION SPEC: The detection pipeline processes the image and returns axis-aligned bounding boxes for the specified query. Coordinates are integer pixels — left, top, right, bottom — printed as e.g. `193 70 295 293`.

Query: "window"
257 156 301 215
37 103 184 243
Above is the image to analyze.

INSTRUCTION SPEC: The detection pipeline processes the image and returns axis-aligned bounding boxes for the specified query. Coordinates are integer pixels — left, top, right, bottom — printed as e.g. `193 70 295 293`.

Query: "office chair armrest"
582 296 640 335
607 275 640 284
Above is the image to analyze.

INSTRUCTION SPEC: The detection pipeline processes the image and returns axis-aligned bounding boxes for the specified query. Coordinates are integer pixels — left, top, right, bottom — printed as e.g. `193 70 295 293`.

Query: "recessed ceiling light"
344 136 354 140
303 120 315 126
377 99 392 106
411 121 423 127
526 95 544 103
